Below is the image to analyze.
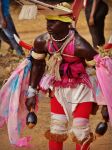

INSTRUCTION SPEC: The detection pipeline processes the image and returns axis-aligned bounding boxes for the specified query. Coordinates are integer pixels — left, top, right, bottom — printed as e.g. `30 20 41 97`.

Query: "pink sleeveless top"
47 31 91 88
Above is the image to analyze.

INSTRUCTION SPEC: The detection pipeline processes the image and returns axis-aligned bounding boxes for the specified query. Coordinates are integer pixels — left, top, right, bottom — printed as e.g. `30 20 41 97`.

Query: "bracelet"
27 86 38 98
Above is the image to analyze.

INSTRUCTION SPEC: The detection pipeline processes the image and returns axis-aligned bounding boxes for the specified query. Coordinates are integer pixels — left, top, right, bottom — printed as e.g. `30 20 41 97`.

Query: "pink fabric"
39 74 55 90
54 74 91 88
47 31 91 88
48 32 75 58
94 55 112 125
0 58 37 146
91 76 106 105
16 136 32 147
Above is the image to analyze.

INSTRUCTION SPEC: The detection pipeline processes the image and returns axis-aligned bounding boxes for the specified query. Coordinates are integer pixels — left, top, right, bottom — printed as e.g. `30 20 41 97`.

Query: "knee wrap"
50 113 68 134
45 113 68 142
70 118 93 144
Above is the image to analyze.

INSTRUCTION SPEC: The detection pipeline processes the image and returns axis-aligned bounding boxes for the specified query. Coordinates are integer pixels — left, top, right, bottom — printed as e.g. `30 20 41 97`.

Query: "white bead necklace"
51 32 69 42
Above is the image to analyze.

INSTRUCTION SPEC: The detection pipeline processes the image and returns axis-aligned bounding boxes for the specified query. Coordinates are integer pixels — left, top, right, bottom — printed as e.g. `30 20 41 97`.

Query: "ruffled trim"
54 74 92 88
45 129 68 142
71 132 94 145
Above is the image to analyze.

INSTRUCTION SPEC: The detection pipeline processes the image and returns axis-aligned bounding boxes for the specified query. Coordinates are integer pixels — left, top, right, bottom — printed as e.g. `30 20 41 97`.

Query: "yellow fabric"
45 15 72 23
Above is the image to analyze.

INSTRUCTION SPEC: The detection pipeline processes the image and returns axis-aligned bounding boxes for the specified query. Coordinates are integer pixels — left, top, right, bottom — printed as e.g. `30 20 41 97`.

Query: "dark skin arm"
89 0 100 26
0 0 7 28
25 33 48 111
74 30 98 61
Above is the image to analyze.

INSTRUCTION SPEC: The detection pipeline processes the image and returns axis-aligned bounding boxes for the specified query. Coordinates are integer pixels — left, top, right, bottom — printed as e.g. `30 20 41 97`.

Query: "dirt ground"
0 1 112 150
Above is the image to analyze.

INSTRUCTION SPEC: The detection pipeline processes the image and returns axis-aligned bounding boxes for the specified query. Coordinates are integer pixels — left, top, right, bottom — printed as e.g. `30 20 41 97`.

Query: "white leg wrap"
50 113 68 135
71 118 91 141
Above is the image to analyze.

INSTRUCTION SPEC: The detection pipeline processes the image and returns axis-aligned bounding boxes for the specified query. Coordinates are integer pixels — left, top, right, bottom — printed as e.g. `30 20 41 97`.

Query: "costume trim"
71 132 94 145
27 86 38 98
45 129 68 142
31 51 46 60
14 34 32 50
50 113 68 134
19 41 32 50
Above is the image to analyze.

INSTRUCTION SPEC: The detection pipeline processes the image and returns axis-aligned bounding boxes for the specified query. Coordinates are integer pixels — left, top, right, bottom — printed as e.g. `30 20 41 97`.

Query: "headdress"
19 0 73 22
45 15 72 23
30 0 72 15
32 0 73 22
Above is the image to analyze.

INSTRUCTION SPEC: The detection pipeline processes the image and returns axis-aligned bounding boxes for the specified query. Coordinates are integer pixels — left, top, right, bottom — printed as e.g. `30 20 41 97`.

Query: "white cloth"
50 113 68 134
27 86 37 98
54 84 95 120
71 118 90 141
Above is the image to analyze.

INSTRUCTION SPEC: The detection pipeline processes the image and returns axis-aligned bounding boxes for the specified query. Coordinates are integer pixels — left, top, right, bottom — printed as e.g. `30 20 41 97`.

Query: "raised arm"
75 30 97 61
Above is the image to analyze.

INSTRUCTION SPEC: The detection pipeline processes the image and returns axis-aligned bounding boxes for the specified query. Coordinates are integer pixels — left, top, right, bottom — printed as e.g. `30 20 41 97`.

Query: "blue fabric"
2 0 10 16
1 0 24 55
2 14 24 55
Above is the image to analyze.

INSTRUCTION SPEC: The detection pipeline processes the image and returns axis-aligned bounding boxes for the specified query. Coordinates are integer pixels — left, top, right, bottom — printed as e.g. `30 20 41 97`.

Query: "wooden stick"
29 0 55 10
14 0 24 6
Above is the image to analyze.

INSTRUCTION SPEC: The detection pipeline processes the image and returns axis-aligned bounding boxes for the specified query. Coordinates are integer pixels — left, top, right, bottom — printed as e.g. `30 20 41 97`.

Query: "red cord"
19 41 33 50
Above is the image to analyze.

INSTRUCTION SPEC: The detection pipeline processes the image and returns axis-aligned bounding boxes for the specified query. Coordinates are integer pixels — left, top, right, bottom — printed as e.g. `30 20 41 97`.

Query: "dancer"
24 5 98 150
0 2 110 150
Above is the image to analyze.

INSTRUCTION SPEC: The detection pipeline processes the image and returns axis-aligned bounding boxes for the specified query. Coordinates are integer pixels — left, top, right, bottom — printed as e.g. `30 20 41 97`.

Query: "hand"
89 16 94 26
1 18 7 28
25 96 37 111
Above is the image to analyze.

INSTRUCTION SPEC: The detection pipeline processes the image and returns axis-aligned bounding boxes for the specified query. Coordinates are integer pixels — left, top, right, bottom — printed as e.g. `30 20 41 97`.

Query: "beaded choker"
51 32 69 42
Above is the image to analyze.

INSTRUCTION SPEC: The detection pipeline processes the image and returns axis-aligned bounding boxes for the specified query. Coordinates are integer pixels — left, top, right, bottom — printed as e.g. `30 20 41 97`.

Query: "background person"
0 26 14 50
0 0 25 56
85 0 109 49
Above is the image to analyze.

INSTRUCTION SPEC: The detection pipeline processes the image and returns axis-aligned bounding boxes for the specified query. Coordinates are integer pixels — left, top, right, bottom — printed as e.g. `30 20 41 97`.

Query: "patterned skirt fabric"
0 58 33 147
95 55 112 125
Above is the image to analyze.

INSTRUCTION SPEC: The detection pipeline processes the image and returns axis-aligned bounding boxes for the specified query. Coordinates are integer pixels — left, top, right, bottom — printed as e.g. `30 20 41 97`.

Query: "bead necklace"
51 32 69 42
49 33 74 54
